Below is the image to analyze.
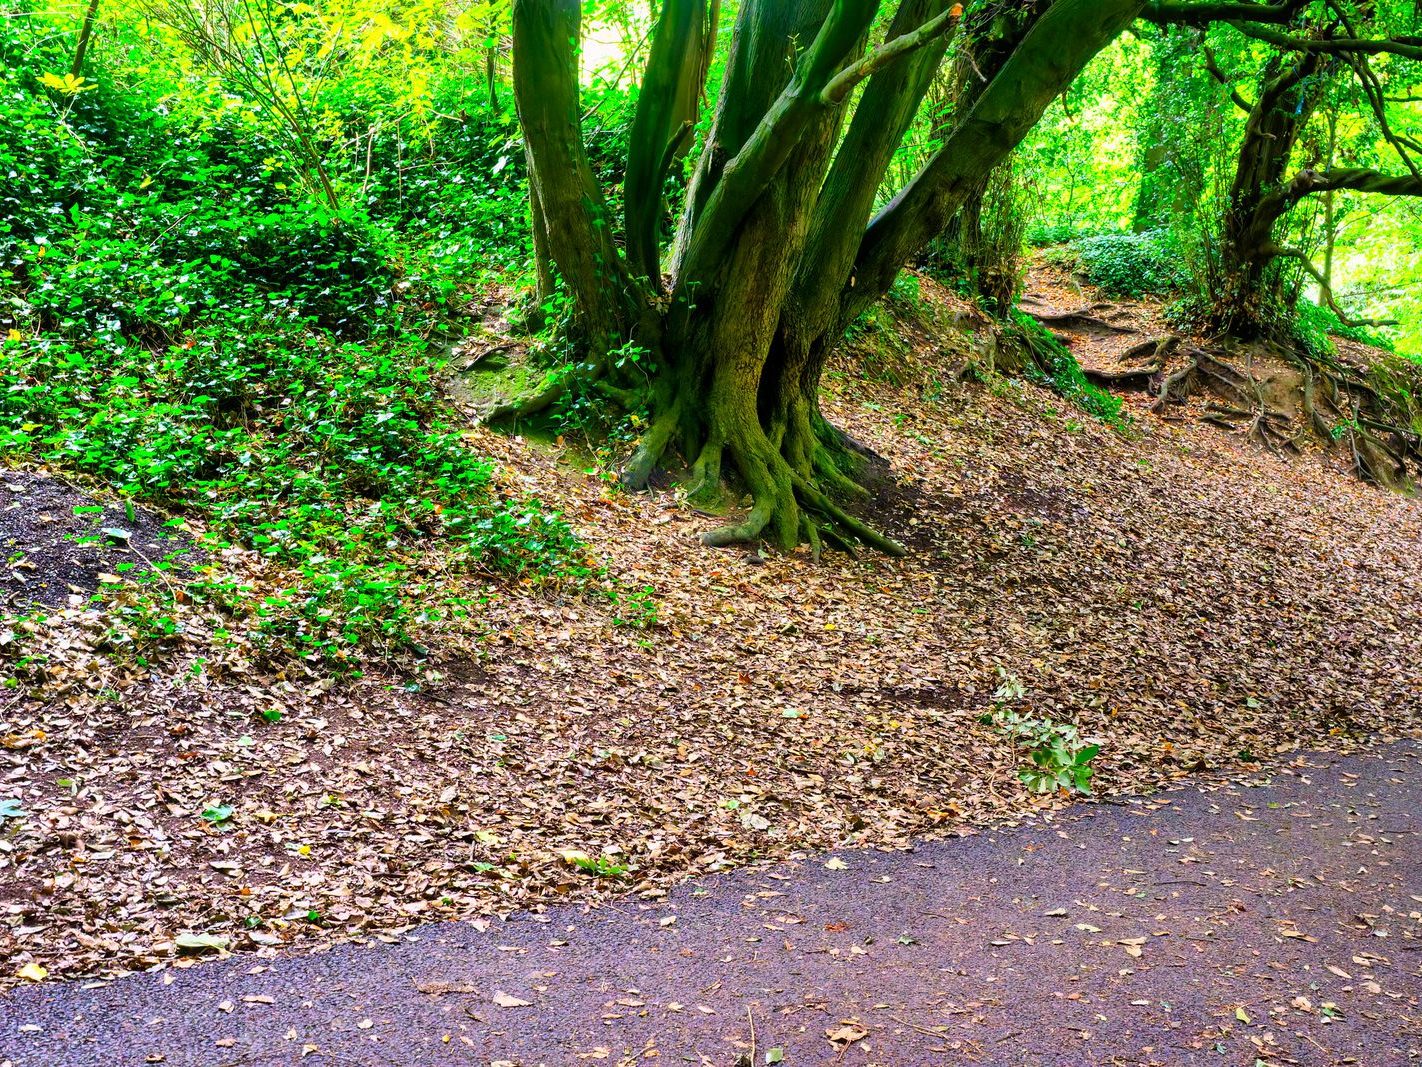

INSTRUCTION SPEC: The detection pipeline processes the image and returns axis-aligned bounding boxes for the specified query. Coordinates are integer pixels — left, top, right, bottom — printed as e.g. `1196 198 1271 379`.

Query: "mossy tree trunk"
507 0 1146 554
1208 48 1331 336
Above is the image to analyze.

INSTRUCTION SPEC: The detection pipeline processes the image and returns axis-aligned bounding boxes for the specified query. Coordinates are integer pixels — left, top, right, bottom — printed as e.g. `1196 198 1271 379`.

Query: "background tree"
922 0 1051 312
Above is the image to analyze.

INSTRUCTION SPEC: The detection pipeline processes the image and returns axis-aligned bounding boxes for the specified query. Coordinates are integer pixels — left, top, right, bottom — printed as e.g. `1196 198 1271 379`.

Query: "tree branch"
1201 41 1254 112
1140 0 1306 27
1287 166 1422 200
787 0 957 351
1228 22 1422 62
821 2 962 105
1267 244 1401 328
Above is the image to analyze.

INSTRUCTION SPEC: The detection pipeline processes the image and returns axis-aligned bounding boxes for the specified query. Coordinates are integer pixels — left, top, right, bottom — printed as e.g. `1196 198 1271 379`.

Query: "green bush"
1068 229 1186 297
1027 222 1086 247
0 7 584 670
1295 299 1396 361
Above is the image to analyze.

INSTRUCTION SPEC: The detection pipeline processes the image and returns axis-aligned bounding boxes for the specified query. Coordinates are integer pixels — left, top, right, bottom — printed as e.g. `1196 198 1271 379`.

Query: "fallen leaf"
175 933 230 954
826 1021 869 1046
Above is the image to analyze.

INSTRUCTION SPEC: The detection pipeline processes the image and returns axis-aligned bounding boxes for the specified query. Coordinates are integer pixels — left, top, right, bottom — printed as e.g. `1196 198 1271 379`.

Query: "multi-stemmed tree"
506 0 1142 555
504 0 1422 550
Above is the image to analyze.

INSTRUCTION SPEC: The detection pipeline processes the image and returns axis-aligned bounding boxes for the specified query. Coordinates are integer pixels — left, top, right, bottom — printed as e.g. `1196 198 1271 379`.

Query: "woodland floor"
2 741 1419 1066
2 272 1421 995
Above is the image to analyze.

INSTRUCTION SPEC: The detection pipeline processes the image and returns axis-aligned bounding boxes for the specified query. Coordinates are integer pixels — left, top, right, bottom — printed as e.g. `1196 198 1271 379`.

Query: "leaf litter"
2 283 1421 989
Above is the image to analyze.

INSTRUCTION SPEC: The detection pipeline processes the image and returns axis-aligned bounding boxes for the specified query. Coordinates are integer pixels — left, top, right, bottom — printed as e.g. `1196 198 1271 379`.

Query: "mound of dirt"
0 470 196 609
1020 261 1422 491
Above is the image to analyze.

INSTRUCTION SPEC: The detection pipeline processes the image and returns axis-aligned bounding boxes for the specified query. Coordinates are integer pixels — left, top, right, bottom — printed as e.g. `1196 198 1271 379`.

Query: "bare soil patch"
0 469 195 610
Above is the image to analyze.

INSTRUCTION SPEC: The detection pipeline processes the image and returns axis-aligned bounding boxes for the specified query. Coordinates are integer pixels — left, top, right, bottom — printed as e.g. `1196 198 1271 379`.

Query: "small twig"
887 1013 951 1040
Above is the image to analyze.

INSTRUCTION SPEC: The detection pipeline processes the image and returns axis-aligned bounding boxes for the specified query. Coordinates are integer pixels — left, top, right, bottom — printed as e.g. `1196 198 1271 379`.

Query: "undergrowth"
1010 311 1129 428
1049 229 1187 298
0 10 591 681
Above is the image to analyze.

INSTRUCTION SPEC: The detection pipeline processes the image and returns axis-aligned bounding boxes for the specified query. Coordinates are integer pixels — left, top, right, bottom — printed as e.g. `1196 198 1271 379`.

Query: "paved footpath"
3 743 1421 1067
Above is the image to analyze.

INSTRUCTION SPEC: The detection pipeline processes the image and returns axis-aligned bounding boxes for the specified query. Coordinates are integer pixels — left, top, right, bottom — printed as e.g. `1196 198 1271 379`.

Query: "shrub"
1068 229 1187 297
0 8 585 672
1010 310 1127 428
982 671 1101 794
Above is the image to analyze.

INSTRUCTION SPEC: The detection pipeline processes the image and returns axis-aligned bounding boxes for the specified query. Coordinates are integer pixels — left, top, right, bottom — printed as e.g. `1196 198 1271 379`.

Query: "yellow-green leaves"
39 72 95 95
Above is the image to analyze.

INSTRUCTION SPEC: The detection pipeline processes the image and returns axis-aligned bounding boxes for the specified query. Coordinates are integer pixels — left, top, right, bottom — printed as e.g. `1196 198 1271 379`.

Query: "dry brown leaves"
2 283 1420 990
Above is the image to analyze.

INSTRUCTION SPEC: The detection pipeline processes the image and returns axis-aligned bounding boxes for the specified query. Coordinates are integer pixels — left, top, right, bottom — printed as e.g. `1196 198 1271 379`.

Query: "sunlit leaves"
39 71 95 94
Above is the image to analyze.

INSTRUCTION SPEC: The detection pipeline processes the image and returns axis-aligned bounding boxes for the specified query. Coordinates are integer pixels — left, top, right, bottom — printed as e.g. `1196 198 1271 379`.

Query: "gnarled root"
1164 339 1419 490
623 396 905 557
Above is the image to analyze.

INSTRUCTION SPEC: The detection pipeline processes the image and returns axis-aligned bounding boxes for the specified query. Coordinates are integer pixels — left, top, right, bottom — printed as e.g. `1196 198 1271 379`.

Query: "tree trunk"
506 0 1146 555
1320 107 1339 307
1209 49 1329 335
512 0 647 355
70 0 102 78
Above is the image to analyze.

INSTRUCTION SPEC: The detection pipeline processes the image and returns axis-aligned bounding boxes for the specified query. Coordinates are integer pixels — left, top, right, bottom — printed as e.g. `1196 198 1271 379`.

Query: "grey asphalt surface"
2 742 1420 1067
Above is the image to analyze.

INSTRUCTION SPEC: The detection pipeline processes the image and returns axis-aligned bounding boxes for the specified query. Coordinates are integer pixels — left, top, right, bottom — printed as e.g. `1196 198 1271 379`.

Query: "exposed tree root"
1152 356 1199 417
1084 335 1181 389
1017 297 1139 335
1129 334 1420 490
579 386 909 557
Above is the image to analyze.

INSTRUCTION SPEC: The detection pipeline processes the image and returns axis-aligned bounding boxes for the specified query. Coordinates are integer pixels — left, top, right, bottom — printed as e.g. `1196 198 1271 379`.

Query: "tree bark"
506 0 1145 556
1207 47 1330 335
512 0 647 354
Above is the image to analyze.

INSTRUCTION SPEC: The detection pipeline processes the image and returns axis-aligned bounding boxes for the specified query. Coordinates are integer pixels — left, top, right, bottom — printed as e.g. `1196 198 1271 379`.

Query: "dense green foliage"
0 6 583 671
1062 230 1187 299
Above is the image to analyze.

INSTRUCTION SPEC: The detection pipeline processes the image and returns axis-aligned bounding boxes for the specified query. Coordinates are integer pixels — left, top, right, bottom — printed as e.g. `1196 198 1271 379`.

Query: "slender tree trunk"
70 0 102 78
1320 108 1339 307
512 0 647 354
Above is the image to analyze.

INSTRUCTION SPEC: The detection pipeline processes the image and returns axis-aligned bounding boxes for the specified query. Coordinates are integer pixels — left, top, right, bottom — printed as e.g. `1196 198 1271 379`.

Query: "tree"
504 0 1146 556
925 0 1052 312
1121 1 1422 487
1144 1 1422 335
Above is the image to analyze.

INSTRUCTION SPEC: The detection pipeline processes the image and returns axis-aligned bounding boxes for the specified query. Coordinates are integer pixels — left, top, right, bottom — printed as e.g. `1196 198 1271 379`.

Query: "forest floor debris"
1021 262 1422 489
2 286 1420 989
3 742 1418 1066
